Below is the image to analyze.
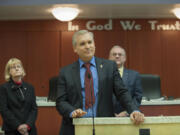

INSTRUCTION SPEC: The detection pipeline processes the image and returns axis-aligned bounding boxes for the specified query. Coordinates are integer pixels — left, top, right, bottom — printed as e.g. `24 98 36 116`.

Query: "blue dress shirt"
79 56 99 117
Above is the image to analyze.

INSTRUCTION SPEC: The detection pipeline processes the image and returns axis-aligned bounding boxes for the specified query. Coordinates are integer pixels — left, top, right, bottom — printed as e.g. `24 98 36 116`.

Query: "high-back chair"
48 76 58 101
140 74 161 99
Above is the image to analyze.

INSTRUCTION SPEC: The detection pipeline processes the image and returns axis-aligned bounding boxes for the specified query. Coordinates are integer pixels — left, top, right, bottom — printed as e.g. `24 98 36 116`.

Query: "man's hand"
115 111 128 117
72 109 87 118
130 111 145 125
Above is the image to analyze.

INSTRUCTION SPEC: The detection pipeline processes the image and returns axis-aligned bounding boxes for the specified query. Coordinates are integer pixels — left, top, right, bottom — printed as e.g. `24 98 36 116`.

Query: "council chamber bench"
73 116 180 135
1 98 180 135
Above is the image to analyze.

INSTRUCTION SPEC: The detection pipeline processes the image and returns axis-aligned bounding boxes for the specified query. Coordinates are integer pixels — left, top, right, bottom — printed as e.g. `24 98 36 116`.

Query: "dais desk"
1 99 180 135
140 99 180 116
73 116 180 135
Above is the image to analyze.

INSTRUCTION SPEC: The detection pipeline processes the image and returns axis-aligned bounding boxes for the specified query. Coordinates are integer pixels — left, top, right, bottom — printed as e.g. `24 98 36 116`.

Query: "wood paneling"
0 30 60 96
60 31 77 67
161 31 180 97
36 107 62 135
0 19 180 98
26 31 60 96
140 105 180 116
127 31 163 74
0 31 27 83
93 31 126 59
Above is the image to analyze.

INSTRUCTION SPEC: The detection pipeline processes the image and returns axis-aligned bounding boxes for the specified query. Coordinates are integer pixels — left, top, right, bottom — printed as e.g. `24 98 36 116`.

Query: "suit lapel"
122 68 128 86
72 61 82 98
95 57 104 96
22 83 29 100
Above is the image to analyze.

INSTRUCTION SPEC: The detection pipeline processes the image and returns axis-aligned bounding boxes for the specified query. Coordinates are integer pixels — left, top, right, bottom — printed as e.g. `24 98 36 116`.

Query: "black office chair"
48 76 58 101
140 74 162 99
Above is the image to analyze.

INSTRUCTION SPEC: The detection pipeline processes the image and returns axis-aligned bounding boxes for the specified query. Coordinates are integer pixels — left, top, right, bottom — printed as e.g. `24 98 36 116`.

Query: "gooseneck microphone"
87 73 95 135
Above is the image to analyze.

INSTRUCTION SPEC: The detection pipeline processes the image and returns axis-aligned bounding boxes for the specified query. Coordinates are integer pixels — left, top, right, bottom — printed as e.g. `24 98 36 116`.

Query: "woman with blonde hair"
0 58 37 135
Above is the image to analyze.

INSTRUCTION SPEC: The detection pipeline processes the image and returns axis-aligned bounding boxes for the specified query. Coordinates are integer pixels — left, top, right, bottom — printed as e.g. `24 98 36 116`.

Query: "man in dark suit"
56 30 144 135
109 45 143 117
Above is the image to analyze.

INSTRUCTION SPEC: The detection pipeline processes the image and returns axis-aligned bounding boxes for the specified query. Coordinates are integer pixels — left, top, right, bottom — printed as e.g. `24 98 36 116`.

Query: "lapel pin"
100 64 103 68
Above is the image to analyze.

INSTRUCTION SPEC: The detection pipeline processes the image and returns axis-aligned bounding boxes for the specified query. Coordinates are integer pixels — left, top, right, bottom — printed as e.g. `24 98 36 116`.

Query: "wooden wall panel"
93 31 126 59
26 31 60 96
0 20 63 31
36 107 62 135
60 31 77 67
161 31 180 98
140 105 180 116
0 19 180 98
0 32 27 83
127 31 163 74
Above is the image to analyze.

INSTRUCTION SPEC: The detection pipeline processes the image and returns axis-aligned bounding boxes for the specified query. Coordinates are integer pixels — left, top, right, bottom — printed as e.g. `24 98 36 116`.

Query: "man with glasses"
109 45 143 117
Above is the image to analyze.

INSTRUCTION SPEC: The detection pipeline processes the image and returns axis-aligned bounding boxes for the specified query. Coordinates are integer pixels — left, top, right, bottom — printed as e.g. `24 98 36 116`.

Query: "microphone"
87 73 91 79
88 73 95 135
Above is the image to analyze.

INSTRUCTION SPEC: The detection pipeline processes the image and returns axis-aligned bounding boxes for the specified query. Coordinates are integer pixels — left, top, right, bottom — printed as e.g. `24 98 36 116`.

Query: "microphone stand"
88 74 95 135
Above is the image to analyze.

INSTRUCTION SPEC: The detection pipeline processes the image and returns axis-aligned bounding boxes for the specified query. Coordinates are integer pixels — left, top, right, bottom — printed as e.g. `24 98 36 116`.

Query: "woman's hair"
5 58 26 81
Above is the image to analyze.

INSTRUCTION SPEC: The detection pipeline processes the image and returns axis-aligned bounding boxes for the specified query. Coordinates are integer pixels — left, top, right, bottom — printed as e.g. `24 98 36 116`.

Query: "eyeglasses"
10 65 22 70
112 53 125 57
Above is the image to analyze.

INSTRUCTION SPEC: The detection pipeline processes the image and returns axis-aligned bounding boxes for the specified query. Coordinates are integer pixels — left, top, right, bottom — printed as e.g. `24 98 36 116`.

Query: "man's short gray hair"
72 30 94 46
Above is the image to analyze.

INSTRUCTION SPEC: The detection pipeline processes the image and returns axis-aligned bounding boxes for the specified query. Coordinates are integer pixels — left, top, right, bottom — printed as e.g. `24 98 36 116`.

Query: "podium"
73 116 180 135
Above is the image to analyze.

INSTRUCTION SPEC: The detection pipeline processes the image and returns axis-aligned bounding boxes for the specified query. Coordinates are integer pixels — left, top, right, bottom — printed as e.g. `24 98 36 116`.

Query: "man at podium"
56 30 144 135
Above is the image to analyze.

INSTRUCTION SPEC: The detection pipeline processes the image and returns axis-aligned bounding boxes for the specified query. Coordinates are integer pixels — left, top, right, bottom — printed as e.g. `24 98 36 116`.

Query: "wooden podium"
73 116 180 135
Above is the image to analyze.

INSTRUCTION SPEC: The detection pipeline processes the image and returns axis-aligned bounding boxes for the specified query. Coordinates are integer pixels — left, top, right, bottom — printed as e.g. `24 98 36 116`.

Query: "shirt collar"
79 56 96 68
118 66 124 77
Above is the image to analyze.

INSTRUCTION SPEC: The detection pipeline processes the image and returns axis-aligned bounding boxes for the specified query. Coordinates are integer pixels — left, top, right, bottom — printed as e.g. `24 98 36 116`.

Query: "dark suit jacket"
113 68 143 113
56 57 138 135
0 79 37 135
